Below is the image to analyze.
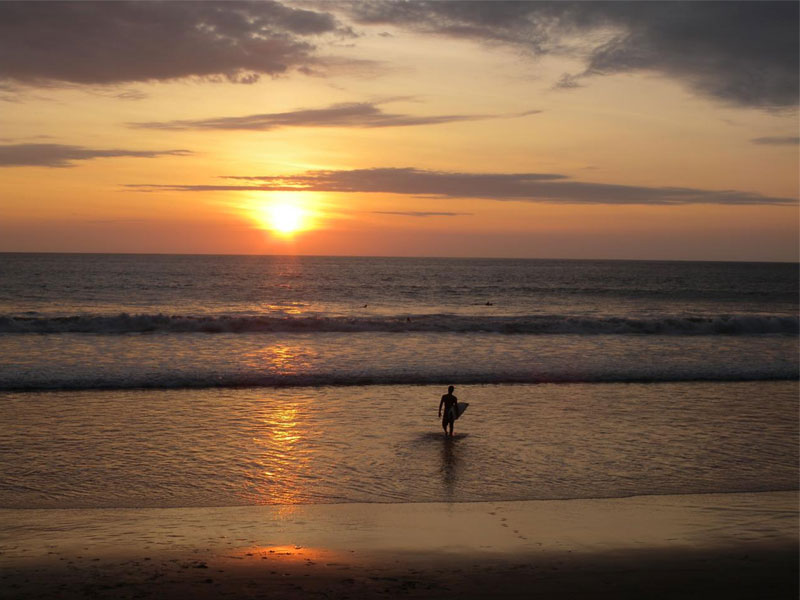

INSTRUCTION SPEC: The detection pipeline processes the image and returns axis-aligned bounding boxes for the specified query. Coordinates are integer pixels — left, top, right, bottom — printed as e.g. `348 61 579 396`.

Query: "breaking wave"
2 369 797 392
1 313 797 335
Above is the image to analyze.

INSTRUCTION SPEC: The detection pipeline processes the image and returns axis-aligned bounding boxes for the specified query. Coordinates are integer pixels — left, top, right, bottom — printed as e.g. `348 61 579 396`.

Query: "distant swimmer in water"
438 385 458 437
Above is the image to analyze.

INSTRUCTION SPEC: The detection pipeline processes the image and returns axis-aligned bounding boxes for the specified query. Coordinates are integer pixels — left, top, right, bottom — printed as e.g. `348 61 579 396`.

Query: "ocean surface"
0 253 797 508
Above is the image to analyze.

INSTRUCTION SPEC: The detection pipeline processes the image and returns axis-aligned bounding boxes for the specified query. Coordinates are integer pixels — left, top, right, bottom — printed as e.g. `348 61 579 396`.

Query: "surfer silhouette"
439 385 458 436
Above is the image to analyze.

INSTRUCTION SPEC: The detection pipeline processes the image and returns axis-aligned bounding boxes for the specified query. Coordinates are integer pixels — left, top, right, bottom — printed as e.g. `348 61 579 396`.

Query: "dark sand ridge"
1 491 797 599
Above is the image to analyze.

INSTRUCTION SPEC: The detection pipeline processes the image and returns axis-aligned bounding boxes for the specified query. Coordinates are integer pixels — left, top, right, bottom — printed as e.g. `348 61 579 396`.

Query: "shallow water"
1 381 796 509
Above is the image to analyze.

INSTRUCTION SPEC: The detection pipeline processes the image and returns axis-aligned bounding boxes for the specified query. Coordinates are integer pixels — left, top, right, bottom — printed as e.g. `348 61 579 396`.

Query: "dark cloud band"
128 102 510 131
0 1 348 85
127 167 795 206
3 1 795 112
0 144 191 168
372 211 472 217
751 136 800 146
342 1 799 109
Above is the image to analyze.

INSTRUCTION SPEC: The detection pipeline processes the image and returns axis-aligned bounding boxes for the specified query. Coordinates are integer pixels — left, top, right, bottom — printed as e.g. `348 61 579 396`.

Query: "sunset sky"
1 1 798 260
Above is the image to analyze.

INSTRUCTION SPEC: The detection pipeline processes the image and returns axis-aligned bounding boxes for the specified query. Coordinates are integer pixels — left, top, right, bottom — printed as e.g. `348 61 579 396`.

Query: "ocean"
0 253 797 509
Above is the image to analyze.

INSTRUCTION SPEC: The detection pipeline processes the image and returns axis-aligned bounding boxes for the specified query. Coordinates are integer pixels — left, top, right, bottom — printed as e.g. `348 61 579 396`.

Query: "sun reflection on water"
260 302 306 316
230 544 341 565
245 397 317 506
242 342 318 374
269 406 301 448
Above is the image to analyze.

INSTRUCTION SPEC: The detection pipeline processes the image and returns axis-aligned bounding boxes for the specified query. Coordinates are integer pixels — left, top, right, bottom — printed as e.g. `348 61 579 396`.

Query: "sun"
267 203 304 235
245 193 319 238
252 199 308 236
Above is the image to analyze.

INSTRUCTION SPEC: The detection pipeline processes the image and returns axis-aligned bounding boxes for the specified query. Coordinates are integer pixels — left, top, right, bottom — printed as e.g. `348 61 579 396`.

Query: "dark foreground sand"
1 491 796 599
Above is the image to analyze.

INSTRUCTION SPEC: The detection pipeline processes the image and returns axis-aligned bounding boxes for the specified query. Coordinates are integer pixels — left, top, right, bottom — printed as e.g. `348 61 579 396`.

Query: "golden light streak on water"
248 399 315 506
242 342 318 374
231 544 342 565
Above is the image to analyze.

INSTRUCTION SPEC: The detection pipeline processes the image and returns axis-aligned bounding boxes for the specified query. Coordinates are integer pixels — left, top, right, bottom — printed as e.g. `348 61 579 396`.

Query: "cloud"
578 3 799 109
114 90 149 102
128 101 537 131
127 167 795 205
372 211 472 217
0 144 191 168
751 136 800 146
0 1 350 86
6 2 792 111
340 1 799 109
0 81 25 102
554 74 583 90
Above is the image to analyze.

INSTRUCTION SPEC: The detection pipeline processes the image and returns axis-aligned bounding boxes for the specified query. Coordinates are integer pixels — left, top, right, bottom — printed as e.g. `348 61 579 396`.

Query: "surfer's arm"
438 397 444 417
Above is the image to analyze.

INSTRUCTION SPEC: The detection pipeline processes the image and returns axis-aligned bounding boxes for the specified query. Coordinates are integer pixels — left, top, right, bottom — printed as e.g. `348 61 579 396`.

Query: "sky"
0 0 798 261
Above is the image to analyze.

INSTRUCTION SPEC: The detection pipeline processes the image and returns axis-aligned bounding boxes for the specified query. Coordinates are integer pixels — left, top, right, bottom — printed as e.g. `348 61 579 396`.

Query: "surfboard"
455 402 469 420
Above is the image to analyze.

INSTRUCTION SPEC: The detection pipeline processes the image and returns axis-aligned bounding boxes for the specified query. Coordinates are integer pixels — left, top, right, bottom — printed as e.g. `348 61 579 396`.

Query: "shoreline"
2 491 796 598
2 485 799 512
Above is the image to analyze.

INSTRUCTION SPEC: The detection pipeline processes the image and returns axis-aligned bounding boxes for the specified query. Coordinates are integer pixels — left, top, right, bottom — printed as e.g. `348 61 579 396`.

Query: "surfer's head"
448 385 454 393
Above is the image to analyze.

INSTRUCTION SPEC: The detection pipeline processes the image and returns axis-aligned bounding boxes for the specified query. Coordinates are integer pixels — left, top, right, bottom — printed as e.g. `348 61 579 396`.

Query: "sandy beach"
2 491 796 599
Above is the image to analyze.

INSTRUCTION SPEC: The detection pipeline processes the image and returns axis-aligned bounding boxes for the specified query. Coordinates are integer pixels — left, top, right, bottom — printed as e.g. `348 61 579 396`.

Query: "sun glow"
243 192 326 240
247 193 318 237
266 203 304 235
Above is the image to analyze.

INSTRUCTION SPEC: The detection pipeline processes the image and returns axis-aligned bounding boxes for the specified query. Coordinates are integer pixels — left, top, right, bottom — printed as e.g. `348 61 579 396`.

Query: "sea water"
0 254 797 508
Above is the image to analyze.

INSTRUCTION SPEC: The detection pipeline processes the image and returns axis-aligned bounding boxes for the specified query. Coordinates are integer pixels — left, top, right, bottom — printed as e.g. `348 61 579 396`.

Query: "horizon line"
0 250 797 265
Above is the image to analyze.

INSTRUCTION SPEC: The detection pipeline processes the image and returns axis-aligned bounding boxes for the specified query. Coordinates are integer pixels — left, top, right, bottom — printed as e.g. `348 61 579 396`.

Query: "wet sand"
1 491 796 599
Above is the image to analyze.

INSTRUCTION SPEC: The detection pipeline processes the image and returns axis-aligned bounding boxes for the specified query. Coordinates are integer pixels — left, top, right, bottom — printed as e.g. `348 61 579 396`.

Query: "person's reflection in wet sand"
440 436 458 498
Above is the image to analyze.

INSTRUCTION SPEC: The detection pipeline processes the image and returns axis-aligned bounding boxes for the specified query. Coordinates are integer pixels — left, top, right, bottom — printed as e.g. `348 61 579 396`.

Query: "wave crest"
0 313 797 336
1 370 796 392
